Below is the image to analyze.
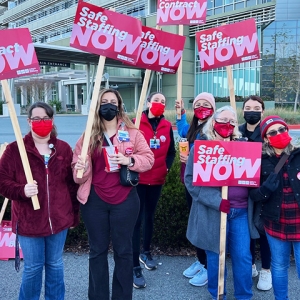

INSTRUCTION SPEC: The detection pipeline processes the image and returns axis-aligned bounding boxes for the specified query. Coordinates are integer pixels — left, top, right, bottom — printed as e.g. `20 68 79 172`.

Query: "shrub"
152 150 190 250
48 99 62 113
0 100 5 115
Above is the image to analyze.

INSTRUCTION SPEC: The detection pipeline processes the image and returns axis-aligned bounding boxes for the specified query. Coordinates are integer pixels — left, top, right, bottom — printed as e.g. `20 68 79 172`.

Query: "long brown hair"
89 88 137 153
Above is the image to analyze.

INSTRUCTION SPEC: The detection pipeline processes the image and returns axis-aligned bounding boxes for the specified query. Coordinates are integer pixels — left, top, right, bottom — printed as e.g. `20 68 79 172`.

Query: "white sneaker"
252 264 258 277
257 270 272 291
189 267 208 287
183 261 202 278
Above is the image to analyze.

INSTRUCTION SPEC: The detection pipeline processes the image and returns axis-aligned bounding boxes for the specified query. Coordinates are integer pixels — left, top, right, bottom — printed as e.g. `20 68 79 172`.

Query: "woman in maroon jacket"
0 102 79 300
132 92 176 288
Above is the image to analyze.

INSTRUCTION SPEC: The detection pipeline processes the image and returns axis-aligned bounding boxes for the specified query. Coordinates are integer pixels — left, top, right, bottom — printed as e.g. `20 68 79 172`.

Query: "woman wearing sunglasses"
185 106 254 300
250 115 300 300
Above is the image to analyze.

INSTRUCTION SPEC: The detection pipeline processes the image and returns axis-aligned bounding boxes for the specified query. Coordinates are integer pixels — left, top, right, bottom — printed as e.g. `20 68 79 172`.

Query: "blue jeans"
266 232 300 300
18 229 68 300
206 208 253 300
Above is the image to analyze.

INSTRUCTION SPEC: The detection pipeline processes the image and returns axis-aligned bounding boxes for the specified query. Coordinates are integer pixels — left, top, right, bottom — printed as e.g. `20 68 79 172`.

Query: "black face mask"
99 103 118 121
243 111 261 125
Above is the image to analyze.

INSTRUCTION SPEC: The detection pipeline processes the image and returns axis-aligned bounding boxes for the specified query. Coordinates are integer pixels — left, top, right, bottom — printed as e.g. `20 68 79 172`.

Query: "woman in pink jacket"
73 88 154 300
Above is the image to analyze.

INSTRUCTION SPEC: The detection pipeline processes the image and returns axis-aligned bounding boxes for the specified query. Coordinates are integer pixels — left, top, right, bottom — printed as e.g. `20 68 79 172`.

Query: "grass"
129 107 300 125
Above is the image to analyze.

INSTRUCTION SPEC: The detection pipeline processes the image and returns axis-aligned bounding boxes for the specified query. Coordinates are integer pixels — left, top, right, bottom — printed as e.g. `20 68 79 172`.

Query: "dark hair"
28 101 57 137
186 115 205 144
147 92 165 102
242 95 265 110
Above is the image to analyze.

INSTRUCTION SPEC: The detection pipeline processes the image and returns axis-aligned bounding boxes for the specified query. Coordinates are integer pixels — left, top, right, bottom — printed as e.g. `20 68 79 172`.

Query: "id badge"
118 130 130 142
150 138 160 149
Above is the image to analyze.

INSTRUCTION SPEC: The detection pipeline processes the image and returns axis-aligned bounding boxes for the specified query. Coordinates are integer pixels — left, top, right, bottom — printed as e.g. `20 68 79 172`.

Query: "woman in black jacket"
249 115 300 300
239 95 272 291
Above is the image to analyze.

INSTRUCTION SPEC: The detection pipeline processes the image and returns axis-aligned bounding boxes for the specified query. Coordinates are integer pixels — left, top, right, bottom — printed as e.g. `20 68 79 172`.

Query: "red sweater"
0 133 79 237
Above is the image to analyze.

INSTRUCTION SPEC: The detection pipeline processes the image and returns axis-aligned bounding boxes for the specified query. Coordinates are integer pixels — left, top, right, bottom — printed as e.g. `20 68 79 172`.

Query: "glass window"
225 4 233 12
246 0 256 6
214 0 223 7
235 2 245 9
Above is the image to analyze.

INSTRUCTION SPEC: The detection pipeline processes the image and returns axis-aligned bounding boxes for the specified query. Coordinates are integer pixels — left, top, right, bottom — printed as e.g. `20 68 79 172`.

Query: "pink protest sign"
0 221 23 260
124 26 186 74
70 1 142 64
196 18 260 71
157 0 207 25
0 28 40 80
193 140 262 187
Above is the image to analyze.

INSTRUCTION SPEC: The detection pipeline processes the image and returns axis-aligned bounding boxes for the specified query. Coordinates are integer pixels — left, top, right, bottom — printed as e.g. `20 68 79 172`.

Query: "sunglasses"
266 126 287 137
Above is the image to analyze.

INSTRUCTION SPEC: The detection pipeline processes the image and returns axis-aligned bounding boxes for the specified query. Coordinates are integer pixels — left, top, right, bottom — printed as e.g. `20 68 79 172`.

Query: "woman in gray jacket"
184 106 258 300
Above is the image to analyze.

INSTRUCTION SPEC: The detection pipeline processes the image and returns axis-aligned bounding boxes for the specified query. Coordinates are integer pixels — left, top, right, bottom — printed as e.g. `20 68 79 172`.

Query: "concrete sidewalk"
1 252 299 299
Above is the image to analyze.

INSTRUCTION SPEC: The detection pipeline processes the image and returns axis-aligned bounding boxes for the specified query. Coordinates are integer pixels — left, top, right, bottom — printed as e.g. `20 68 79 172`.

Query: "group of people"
0 89 299 300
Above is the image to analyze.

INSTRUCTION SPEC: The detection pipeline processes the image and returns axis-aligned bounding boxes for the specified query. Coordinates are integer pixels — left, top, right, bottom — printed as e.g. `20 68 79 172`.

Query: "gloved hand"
259 172 279 195
219 199 230 213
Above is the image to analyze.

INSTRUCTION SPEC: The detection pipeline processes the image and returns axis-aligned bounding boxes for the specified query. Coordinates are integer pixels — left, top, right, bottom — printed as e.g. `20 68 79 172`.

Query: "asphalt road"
1 253 300 300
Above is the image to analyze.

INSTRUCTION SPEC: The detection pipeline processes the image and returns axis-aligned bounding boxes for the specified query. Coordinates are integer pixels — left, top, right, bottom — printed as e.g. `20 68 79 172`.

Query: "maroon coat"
0 133 79 237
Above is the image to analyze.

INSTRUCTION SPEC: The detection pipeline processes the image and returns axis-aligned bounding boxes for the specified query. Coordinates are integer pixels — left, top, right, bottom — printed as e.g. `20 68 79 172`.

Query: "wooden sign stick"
218 186 228 300
176 24 184 120
77 55 106 178
218 62 237 300
1 80 40 210
0 143 9 224
135 25 162 129
135 69 152 129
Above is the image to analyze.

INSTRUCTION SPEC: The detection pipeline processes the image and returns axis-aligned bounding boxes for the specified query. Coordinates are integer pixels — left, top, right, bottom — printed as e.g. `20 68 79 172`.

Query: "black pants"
132 184 162 267
250 234 271 269
81 186 139 300
185 187 207 268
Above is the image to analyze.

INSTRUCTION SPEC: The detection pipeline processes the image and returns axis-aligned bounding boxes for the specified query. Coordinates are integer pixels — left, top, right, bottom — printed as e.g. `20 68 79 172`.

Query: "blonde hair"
203 105 242 140
89 88 137 153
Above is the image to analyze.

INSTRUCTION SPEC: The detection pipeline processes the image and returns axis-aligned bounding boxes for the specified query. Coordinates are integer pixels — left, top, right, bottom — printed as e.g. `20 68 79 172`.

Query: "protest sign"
0 28 40 80
196 18 260 71
125 25 186 74
70 1 142 64
193 140 262 187
157 0 207 25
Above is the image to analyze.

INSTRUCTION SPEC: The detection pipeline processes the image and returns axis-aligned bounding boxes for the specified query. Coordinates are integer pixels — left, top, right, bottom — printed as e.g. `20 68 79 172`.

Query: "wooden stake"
176 24 184 120
218 186 228 300
226 65 236 111
135 69 152 129
1 80 40 210
77 55 106 178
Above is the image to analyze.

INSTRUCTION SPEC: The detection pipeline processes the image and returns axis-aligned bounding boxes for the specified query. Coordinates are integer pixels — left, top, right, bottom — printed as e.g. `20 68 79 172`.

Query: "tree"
15 77 56 105
264 26 300 111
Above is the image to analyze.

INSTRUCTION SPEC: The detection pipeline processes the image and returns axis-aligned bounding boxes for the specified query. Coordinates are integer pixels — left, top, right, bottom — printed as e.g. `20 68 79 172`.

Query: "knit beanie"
260 115 288 139
193 92 216 111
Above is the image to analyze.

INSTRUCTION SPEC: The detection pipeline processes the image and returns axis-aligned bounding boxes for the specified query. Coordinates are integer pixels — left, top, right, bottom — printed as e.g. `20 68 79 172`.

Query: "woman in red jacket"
132 92 176 288
0 102 79 300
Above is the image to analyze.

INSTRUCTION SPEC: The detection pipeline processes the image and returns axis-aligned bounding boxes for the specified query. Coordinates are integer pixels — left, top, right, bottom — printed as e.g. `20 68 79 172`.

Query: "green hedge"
0 151 191 252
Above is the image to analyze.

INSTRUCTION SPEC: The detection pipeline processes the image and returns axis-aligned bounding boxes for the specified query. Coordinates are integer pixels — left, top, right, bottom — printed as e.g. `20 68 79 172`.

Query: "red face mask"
194 107 213 120
150 102 165 117
269 131 292 149
31 120 53 137
213 121 235 138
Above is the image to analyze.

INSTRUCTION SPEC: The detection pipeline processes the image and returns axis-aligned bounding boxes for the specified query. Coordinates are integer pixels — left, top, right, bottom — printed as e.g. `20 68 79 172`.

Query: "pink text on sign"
192 141 262 187
70 2 142 64
124 26 186 74
196 18 260 71
0 28 40 80
157 0 207 25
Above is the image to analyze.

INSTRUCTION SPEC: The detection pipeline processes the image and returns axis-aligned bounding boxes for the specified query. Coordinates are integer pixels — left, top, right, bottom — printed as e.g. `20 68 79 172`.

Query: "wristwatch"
128 157 135 167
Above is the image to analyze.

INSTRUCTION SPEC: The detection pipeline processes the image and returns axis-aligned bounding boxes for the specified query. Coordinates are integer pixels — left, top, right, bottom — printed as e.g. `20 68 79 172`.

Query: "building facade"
0 0 299 111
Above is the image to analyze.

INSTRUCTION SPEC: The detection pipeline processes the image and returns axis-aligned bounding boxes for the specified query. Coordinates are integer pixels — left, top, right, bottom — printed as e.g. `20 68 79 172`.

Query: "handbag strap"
274 153 289 174
103 132 113 147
